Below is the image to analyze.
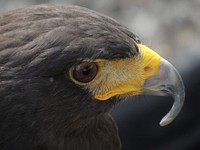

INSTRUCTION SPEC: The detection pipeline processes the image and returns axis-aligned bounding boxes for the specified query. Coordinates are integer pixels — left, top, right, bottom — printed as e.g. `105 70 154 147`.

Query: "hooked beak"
139 44 185 126
143 58 185 126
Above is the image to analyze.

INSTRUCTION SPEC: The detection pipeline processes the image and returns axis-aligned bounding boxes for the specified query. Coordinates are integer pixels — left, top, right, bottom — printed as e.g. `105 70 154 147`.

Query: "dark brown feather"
0 4 140 150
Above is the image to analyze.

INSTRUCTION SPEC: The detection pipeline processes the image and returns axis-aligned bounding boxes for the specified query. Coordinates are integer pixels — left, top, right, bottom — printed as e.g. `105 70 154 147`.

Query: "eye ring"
70 62 98 83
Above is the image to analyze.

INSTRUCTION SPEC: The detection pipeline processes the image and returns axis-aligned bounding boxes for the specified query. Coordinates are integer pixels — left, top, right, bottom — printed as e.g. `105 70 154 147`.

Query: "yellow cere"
138 44 161 79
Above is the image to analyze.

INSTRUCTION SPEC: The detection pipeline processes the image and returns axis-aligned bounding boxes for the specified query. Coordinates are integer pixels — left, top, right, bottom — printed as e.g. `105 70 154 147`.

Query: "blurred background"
1 0 200 149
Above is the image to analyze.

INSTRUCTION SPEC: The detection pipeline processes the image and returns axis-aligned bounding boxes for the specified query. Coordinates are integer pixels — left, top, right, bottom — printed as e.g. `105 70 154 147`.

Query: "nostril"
144 66 152 72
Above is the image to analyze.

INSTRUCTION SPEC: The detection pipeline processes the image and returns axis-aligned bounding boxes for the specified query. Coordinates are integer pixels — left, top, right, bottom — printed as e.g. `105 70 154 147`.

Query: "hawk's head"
0 4 184 133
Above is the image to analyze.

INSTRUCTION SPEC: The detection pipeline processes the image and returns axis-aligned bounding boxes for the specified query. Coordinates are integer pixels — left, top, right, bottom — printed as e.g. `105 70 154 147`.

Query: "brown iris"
72 62 98 83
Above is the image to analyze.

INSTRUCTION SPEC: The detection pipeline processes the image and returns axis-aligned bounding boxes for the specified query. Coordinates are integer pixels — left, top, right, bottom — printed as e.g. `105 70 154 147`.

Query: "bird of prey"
0 4 185 150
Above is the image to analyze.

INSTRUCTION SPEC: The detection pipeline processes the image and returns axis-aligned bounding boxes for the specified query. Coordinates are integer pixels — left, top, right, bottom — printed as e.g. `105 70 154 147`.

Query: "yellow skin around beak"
92 44 161 100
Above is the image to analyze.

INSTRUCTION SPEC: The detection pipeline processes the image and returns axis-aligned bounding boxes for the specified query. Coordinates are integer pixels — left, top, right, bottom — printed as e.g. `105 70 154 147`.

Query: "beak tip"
159 117 173 127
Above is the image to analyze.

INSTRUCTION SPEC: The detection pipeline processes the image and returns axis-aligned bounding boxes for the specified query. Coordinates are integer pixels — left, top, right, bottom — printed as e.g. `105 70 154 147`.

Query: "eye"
71 62 98 83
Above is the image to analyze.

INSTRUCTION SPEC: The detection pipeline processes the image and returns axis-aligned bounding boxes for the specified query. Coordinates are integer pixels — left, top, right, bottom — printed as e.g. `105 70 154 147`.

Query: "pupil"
82 66 91 75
